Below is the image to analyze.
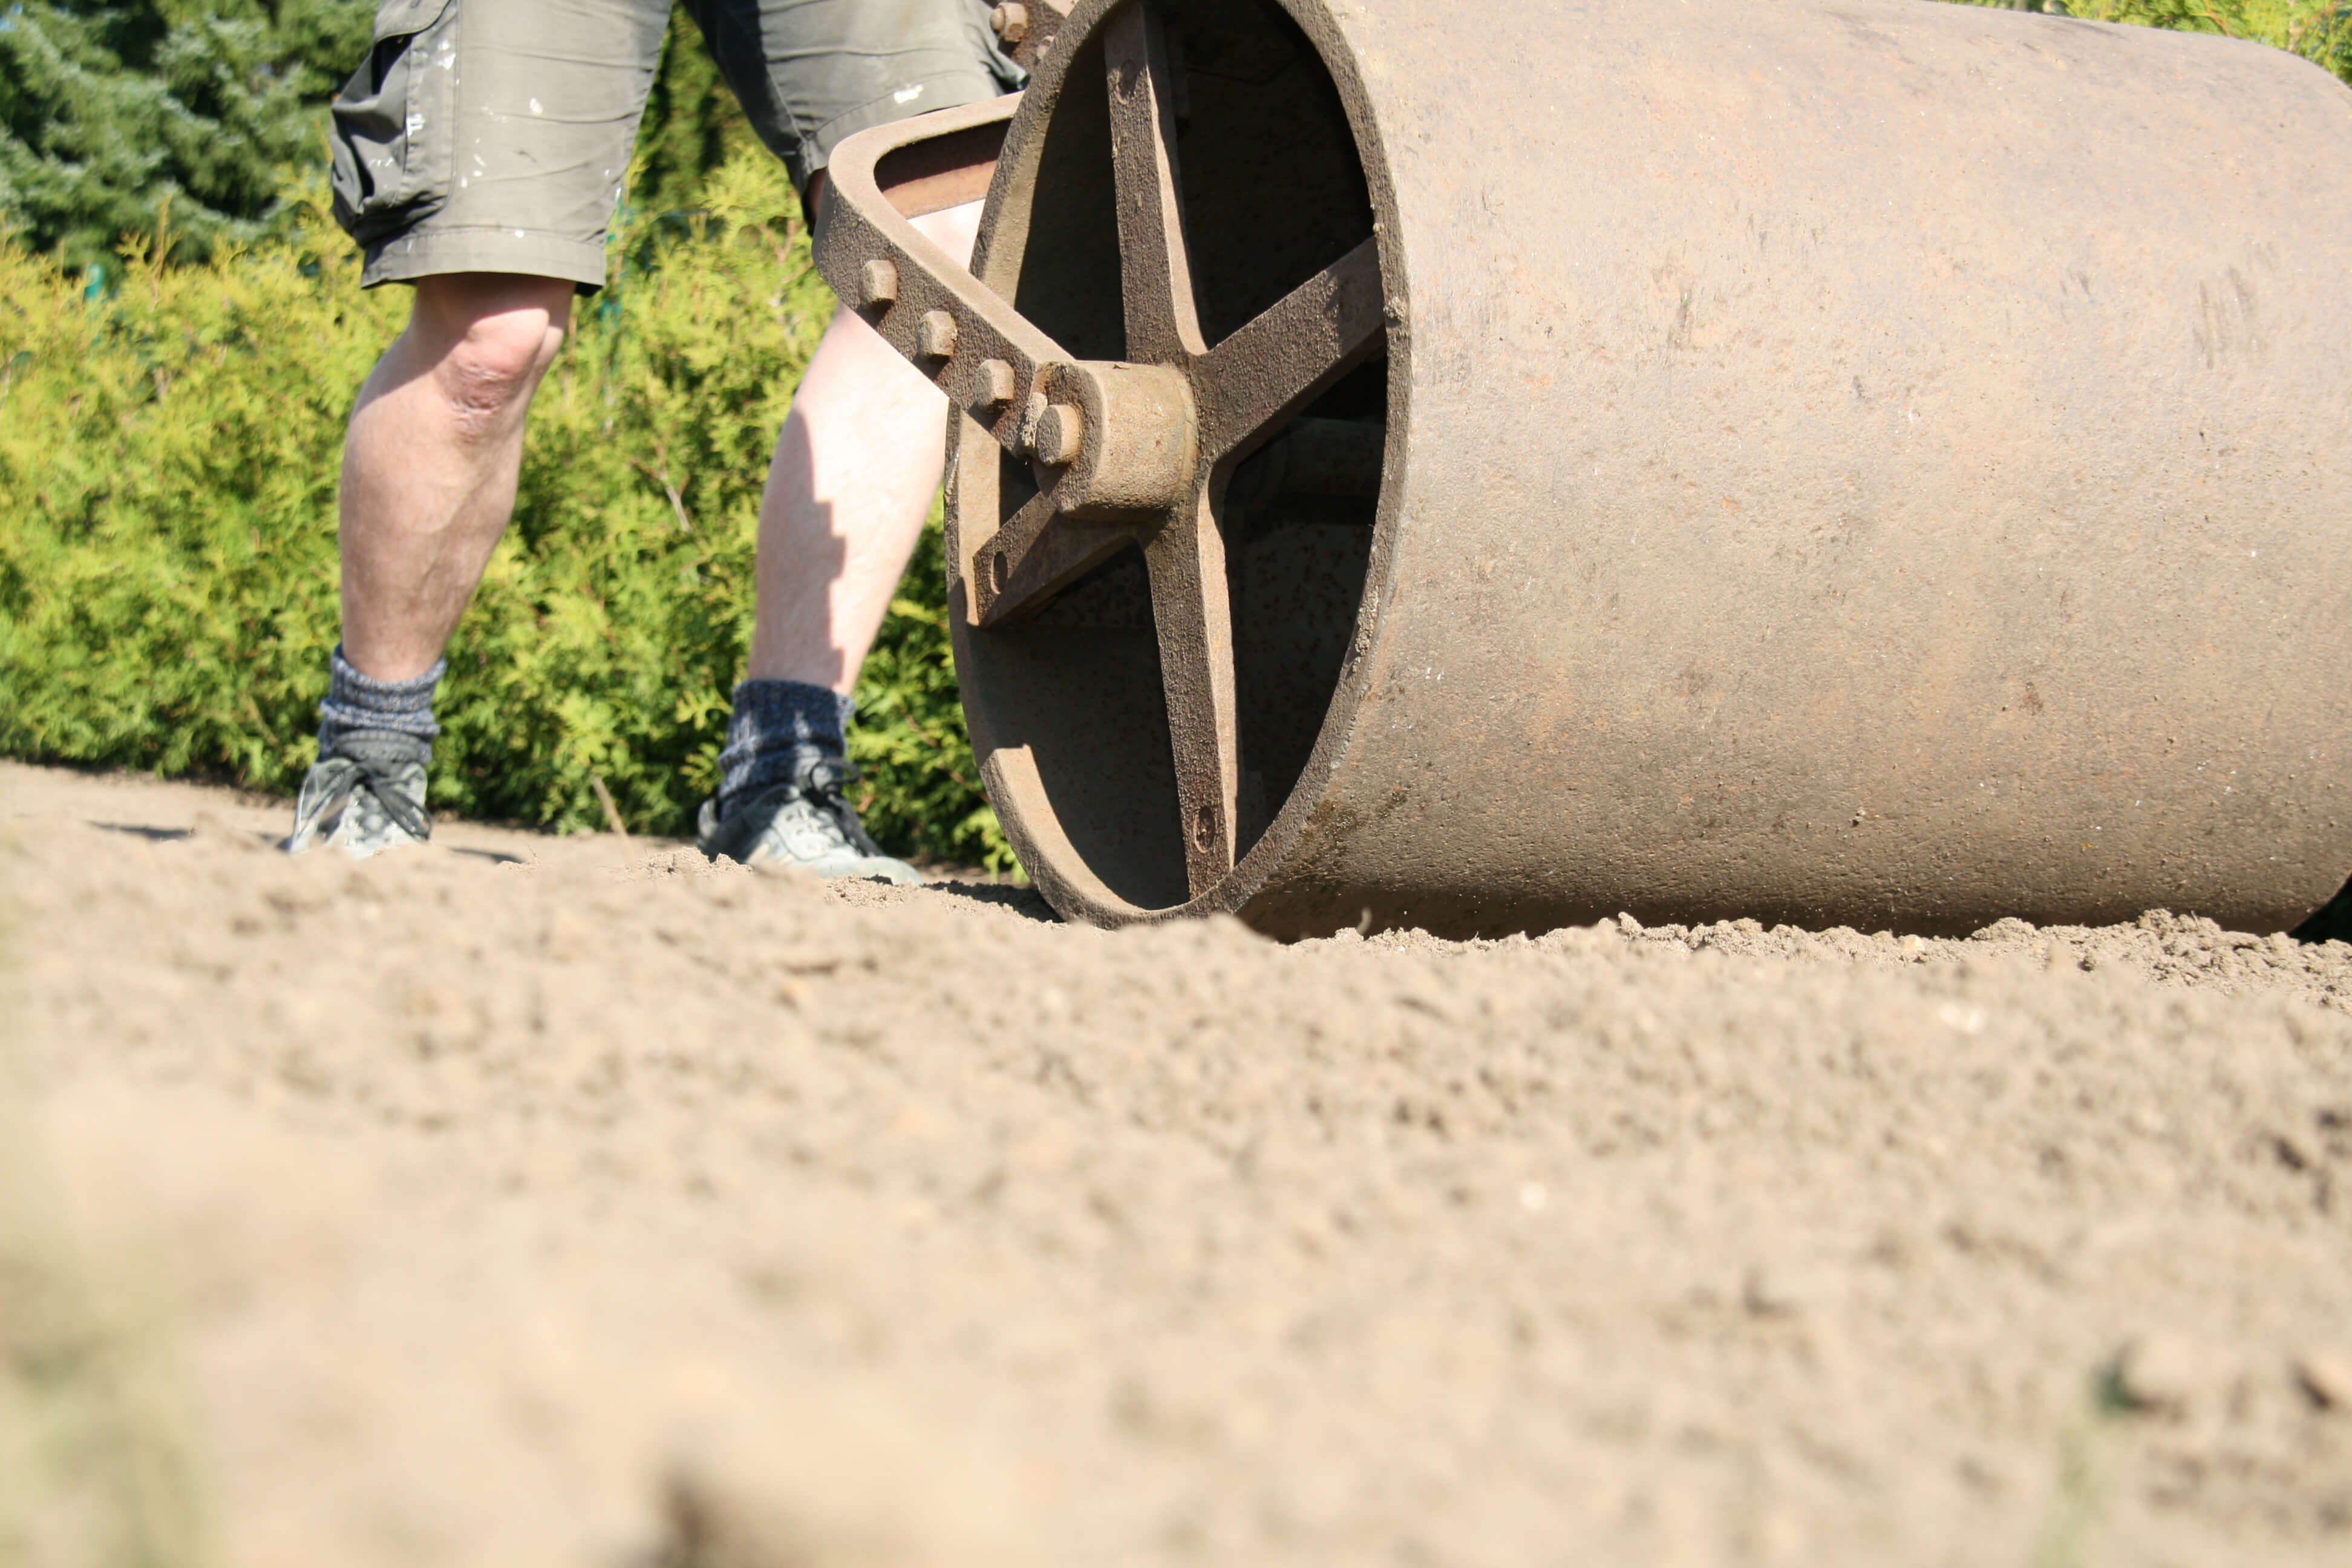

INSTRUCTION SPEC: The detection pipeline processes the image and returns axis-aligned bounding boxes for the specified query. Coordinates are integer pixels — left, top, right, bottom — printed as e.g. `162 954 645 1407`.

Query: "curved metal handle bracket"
815 96 1073 457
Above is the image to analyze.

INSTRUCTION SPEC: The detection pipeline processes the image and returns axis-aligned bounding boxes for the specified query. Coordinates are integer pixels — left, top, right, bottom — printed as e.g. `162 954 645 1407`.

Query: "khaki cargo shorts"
328 0 1024 290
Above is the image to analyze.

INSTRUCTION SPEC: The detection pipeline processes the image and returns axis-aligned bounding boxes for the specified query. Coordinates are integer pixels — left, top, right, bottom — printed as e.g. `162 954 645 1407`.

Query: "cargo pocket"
329 0 460 249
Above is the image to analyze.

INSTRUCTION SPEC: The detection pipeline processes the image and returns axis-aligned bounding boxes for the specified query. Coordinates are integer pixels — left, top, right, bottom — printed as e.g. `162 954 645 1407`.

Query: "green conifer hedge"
0 1 373 270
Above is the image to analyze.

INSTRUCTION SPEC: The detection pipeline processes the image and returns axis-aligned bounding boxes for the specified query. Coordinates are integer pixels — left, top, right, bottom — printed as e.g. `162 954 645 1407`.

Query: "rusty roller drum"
817 0 2352 938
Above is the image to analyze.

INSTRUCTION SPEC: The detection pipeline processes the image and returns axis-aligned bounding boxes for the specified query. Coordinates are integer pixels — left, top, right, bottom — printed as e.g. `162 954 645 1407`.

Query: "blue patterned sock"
716 679 857 818
318 644 442 757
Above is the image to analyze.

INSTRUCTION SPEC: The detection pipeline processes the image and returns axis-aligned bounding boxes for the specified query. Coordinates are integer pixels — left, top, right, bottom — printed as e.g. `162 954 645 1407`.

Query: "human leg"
691 0 1014 692
694 201 982 880
684 0 1019 874
290 275 573 858
301 0 670 856
338 274 573 682
746 198 984 692
329 0 668 679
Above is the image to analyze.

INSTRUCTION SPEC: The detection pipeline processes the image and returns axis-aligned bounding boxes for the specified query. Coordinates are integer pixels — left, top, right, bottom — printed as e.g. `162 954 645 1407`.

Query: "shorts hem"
361 228 610 291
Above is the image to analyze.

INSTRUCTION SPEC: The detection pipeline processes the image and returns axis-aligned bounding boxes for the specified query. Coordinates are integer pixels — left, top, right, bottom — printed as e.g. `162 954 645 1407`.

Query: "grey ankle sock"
717 679 856 818
318 644 443 757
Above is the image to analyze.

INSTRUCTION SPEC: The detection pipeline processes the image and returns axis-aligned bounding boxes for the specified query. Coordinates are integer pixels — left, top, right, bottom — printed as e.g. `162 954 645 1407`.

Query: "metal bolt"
858 258 898 310
916 309 958 359
978 358 1017 407
1033 402 1085 466
990 3 1029 45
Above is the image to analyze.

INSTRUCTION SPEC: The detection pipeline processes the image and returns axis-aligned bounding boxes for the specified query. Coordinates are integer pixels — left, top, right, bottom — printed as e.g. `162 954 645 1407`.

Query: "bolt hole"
1192 803 1215 852
989 550 1008 592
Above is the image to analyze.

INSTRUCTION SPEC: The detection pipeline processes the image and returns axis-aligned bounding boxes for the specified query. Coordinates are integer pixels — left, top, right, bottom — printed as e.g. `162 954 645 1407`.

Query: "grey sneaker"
697 754 922 884
286 731 431 859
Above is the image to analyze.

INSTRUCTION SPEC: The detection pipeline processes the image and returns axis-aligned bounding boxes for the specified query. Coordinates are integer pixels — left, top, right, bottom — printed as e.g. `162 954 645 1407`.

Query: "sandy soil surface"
4 758 2350 1568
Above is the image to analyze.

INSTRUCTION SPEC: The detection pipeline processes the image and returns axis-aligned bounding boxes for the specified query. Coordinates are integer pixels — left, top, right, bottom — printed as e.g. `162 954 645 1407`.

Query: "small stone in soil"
2293 1350 2352 1412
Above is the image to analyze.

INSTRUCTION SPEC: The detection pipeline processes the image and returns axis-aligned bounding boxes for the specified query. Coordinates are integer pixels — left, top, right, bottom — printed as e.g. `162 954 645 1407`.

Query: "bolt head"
1033 402 1085 466
978 358 1017 407
916 309 958 360
858 258 898 310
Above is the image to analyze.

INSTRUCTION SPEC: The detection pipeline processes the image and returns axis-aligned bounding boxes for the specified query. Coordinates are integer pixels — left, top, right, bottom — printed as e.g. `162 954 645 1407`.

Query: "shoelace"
298 751 430 845
794 756 881 855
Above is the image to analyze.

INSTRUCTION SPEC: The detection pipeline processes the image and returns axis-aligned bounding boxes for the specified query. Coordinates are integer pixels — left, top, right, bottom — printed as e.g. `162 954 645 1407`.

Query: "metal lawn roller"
817 0 2352 938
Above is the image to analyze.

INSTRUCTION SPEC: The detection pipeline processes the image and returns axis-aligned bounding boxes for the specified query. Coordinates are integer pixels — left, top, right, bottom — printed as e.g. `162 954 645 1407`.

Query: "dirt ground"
4 758 2350 1568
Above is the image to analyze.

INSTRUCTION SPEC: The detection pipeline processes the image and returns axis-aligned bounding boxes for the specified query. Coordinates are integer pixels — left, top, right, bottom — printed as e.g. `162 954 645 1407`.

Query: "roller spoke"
1196 237 1384 463
1144 492 1240 896
973 485 1135 627
967 14 1382 896
1104 0 1207 365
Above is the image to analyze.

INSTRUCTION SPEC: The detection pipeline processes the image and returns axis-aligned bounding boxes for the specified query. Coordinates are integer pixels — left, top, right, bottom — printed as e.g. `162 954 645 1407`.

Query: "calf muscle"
338 274 574 682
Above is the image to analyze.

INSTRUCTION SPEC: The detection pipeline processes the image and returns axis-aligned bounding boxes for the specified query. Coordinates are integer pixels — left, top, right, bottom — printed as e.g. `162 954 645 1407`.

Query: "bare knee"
405 273 574 439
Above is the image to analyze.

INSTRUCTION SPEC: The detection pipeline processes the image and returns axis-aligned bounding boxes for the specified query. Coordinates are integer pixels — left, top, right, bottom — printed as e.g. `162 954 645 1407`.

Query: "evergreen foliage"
0 161 1011 867
0 0 372 270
